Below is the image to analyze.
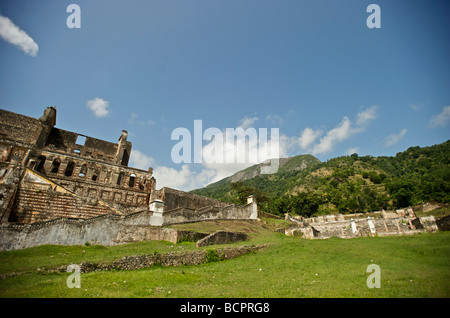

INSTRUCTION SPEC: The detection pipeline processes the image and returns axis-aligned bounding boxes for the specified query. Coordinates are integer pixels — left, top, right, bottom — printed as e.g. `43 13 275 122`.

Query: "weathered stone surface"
1 107 153 225
283 212 440 240
196 231 248 247
45 245 268 273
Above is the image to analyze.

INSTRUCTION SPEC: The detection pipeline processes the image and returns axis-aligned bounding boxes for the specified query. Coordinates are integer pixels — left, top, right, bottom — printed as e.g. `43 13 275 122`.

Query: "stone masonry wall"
0 211 152 251
196 231 248 247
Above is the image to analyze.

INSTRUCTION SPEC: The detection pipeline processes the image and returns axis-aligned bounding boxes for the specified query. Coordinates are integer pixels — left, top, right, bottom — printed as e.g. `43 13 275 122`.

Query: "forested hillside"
191 140 450 217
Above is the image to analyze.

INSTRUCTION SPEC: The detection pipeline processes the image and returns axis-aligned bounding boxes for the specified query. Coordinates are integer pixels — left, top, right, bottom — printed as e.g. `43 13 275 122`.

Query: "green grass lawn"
0 219 449 298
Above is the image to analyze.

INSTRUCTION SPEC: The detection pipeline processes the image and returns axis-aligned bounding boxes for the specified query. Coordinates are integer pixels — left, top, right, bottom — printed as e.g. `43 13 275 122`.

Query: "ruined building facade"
0 106 155 224
0 107 257 251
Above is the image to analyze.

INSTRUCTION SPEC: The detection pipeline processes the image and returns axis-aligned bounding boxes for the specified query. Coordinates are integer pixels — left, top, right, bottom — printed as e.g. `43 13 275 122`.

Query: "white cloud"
298 127 322 149
86 97 110 117
356 105 378 127
129 149 154 171
345 147 360 155
129 113 285 191
294 106 378 155
385 128 407 147
429 106 450 128
266 114 284 126
311 117 352 155
0 15 38 57
238 116 259 129
153 165 201 190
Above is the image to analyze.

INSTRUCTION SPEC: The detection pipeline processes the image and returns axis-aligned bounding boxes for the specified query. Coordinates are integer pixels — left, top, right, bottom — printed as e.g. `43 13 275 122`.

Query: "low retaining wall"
151 202 258 226
115 225 208 244
196 231 248 247
0 211 152 251
0 211 248 251
47 245 268 273
282 215 440 239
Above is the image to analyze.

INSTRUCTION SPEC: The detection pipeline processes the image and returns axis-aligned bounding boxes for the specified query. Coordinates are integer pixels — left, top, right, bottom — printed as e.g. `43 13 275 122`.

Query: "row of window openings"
35 156 138 187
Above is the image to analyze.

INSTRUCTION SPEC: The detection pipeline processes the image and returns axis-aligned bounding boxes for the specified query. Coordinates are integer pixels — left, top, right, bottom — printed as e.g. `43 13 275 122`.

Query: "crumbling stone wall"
43 245 267 273
0 107 153 224
152 200 257 226
0 211 154 251
284 211 439 239
196 231 248 247
153 187 229 212
114 226 208 244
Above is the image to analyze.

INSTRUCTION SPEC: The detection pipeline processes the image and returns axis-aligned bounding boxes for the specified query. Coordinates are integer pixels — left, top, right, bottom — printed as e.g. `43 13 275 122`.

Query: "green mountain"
191 140 450 217
213 154 320 184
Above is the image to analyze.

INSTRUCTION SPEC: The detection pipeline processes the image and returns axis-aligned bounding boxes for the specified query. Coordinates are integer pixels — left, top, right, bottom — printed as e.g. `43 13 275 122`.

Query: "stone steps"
11 188 114 223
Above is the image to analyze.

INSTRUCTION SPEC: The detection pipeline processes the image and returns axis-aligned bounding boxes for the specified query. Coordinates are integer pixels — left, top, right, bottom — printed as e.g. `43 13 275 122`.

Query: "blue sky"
0 0 449 191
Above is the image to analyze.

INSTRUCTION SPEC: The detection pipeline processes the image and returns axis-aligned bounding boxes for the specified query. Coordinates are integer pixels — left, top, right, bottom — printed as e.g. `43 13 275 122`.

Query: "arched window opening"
139 176 144 190
121 149 130 166
129 173 136 187
117 172 124 186
65 161 75 177
91 169 99 182
51 158 61 173
78 164 88 177
35 156 46 174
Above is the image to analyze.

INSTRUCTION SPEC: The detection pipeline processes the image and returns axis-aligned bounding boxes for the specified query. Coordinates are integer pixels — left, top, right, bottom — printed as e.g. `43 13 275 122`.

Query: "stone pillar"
247 195 258 219
149 199 165 226
350 218 358 234
367 216 376 234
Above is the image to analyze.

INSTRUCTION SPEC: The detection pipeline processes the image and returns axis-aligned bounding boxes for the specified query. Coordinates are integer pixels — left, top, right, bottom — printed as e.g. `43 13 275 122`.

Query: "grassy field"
0 218 449 298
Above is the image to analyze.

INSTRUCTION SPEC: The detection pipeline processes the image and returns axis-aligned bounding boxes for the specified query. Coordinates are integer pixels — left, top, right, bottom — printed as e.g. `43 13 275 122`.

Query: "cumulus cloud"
298 127 322 149
429 106 450 128
295 106 378 155
130 114 284 191
311 117 352 155
356 105 378 127
0 15 38 56
385 128 407 147
86 97 110 117
129 149 154 171
238 116 259 129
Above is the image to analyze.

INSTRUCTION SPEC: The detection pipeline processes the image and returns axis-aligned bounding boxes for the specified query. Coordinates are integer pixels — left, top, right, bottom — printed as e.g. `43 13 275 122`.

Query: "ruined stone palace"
0 107 257 251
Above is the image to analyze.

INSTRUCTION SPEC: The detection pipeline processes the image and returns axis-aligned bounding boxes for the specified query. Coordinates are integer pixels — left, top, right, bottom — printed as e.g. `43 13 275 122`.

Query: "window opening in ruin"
65 161 75 177
28 160 36 169
79 164 88 177
117 172 124 186
92 169 99 182
139 176 145 190
75 135 87 145
51 159 61 173
35 156 46 174
121 149 129 166
129 173 136 187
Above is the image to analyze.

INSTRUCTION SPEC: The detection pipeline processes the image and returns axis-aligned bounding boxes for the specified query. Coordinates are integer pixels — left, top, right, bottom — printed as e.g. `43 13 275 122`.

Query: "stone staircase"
10 188 116 223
